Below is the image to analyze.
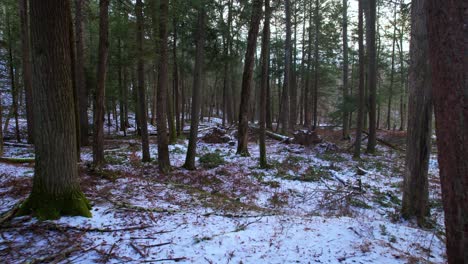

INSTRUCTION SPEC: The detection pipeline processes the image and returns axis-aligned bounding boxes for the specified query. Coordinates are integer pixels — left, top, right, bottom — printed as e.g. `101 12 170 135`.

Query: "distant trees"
426 0 466 262
19 0 91 219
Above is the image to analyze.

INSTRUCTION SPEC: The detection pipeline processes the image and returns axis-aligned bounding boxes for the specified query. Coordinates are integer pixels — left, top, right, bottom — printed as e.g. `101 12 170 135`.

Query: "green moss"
349 198 372 209
18 188 91 220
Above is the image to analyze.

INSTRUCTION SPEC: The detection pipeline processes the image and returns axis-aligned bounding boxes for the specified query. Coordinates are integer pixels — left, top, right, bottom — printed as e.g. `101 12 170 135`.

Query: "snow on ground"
0 123 446 263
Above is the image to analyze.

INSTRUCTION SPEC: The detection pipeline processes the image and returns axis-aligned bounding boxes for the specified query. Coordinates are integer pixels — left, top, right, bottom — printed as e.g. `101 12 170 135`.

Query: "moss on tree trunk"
18 187 91 220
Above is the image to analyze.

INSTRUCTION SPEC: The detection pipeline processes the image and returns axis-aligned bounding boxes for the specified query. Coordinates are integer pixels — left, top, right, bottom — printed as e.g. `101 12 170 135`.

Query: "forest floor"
0 118 446 263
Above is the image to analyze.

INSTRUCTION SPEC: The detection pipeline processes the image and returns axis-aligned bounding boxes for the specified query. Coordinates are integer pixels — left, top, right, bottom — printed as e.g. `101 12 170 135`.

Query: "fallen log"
362 131 405 152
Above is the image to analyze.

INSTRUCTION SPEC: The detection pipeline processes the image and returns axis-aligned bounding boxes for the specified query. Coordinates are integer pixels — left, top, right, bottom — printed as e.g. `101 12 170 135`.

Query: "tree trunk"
136 0 150 162
312 0 320 130
156 0 171 172
75 0 89 146
6 12 21 143
236 0 263 156
19 0 91 220
386 3 397 130
289 0 297 129
342 0 350 139
426 0 467 262
401 0 432 226
184 4 206 170
19 0 34 144
366 0 377 153
259 0 270 168
93 0 109 168
173 18 181 136
280 0 292 134
304 0 313 128
353 0 365 159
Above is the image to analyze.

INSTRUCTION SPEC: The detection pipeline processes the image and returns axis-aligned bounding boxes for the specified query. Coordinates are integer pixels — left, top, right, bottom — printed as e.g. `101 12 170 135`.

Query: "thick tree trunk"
426 0 467 262
259 0 270 168
93 0 109 168
156 0 171 172
136 0 150 162
19 0 91 220
401 0 432 226
353 0 365 159
236 0 263 156
184 4 206 170
366 0 377 153
19 0 34 144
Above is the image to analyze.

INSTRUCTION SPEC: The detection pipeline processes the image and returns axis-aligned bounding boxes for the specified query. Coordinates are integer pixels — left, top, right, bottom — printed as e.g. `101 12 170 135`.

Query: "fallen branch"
3 142 33 148
130 242 147 258
29 245 81 264
0 200 24 226
362 131 405 152
249 124 292 142
0 157 35 164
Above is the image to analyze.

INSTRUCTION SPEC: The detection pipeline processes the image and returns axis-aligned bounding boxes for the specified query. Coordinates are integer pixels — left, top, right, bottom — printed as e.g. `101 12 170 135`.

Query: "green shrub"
199 152 225 169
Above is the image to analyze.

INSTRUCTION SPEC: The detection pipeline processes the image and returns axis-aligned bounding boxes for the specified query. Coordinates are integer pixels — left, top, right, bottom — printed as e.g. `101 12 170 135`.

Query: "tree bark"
19 0 91 220
183 3 206 170
353 0 365 159
75 0 89 146
156 0 171 172
366 0 377 153
236 0 263 156
312 0 320 130
19 0 34 144
93 0 109 168
386 3 397 130
259 0 270 168
426 0 467 262
401 0 432 226
136 0 150 162
280 0 291 134
342 0 349 139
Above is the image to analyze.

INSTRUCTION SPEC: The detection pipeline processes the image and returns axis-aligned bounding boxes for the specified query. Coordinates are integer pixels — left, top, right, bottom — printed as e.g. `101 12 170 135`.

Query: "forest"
0 0 465 263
